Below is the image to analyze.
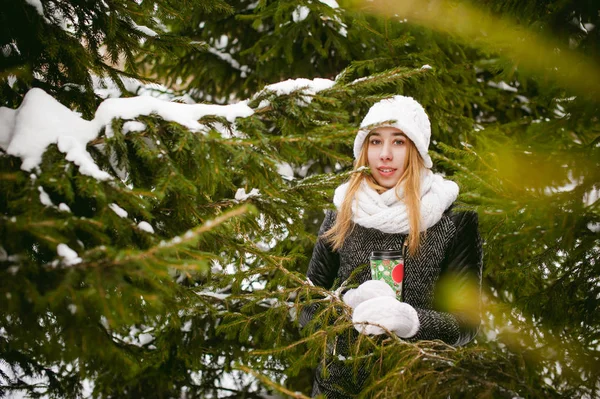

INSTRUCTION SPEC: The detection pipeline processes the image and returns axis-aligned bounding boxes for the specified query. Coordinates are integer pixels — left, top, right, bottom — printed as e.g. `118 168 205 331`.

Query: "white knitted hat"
353 95 433 168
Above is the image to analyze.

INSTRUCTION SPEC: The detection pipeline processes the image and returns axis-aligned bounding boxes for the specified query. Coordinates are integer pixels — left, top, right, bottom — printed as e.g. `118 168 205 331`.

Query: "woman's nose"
380 143 392 160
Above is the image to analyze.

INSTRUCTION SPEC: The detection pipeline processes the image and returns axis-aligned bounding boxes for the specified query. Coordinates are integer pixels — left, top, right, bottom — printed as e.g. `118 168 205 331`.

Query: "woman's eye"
370 139 381 145
394 140 405 145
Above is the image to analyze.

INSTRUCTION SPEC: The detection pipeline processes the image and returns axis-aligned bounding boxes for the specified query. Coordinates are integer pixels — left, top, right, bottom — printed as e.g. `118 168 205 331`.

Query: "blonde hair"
323 132 425 256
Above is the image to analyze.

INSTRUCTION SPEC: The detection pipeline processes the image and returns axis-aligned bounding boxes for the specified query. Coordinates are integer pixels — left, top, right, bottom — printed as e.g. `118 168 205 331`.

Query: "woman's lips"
377 167 397 177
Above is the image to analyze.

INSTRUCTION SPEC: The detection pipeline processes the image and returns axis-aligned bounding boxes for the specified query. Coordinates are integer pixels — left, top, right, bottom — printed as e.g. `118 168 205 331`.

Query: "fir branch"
236 365 310 399
84 205 251 269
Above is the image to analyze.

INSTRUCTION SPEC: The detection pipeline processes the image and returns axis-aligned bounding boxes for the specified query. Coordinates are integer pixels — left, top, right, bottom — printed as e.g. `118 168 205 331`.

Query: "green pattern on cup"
370 258 404 301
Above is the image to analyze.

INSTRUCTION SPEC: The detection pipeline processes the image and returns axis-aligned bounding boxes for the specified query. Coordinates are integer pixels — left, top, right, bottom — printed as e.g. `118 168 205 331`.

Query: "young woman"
301 95 483 398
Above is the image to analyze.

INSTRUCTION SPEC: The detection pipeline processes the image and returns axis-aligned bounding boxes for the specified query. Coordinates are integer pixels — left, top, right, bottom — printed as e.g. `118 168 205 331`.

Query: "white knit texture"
333 169 458 234
352 296 420 338
343 279 395 309
353 95 433 168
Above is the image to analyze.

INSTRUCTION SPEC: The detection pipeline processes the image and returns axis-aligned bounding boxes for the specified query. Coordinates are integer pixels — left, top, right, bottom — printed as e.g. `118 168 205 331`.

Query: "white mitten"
342 280 395 309
352 296 420 338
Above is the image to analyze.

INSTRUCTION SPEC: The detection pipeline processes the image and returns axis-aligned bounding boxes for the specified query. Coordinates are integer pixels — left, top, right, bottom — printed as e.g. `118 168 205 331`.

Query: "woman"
301 95 483 397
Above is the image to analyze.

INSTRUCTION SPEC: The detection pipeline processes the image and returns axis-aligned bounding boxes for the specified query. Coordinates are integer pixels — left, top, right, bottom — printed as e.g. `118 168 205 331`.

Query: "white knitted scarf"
333 169 459 234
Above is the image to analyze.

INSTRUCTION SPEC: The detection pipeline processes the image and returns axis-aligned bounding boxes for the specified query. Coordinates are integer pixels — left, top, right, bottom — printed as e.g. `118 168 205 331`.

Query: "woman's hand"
352 296 420 338
342 279 395 309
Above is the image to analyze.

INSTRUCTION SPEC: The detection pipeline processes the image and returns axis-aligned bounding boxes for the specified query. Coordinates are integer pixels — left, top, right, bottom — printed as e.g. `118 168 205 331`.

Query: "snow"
46 4 74 33
554 104 567 118
57 243 82 266
319 0 340 7
544 171 581 195
57 135 112 180
256 77 335 107
138 333 154 345
298 160 315 177
109 203 128 218
130 20 158 37
588 222 600 232
276 162 294 180
95 95 253 133
68 304 77 314
292 6 310 22
348 76 369 86
488 80 518 92
38 186 54 207
2 89 109 179
214 35 228 49
235 188 260 201
114 77 195 105
137 221 155 234
122 121 146 134
100 316 109 330
311 0 347 36
583 187 599 206
25 0 44 16
196 290 230 300
263 77 333 96
255 241 271 251
23 0 76 33
181 320 192 332
1 88 254 180
7 75 17 88
92 76 126 99
421 64 433 70
92 75 176 100
117 327 157 348
338 25 348 37
556 96 576 103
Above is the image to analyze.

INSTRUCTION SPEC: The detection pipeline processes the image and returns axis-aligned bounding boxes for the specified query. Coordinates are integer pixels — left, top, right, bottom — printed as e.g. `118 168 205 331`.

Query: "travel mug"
370 250 405 301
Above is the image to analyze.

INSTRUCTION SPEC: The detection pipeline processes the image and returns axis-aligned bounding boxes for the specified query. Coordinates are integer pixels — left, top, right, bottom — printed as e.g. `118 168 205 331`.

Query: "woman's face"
367 126 410 189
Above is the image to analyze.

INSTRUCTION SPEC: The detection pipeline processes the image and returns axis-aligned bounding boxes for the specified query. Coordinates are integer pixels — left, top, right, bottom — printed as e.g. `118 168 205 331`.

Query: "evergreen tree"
1 0 599 398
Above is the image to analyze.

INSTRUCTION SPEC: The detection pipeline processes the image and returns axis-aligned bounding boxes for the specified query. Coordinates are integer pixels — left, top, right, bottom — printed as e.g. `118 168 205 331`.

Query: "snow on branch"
24 0 44 16
129 20 159 37
234 188 260 201
253 77 335 108
0 88 254 180
57 243 82 266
